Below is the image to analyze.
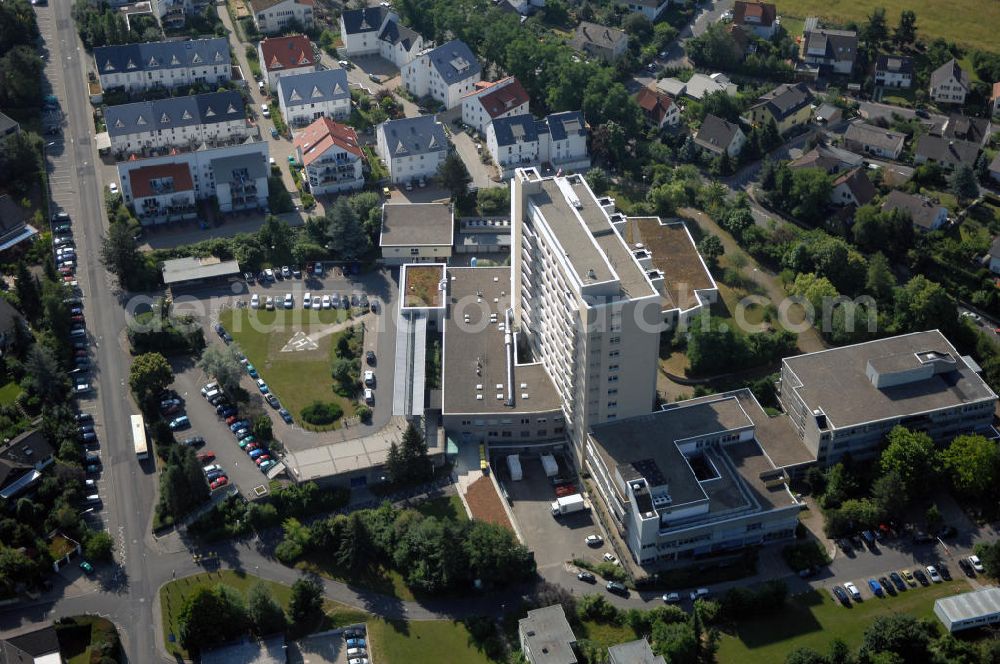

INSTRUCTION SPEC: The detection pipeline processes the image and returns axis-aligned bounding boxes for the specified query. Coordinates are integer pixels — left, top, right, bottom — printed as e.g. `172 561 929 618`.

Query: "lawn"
402 265 444 308
218 308 359 428
576 620 636 652
773 0 1000 52
56 615 121 664
297 558 417 602
160 570 368 660
414 494 469 522
717 580 966 663
0 380 21 406
368 619 498 664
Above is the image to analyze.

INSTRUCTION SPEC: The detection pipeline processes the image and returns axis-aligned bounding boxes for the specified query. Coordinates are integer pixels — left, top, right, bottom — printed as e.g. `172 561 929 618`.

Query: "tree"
651 620 698 663
871 470 909 519
585 167 610 195
385 441 404 484
865 252 897 301
437 152 472 201
177 584 249 651
789 168 832 224
949 164 979 202
860 614 936 664
287 577 324 631
324 198 370 261
99 221 142 288
24 345 68 406
622 13 653 40
894 10 917 46
880 427 937 498
786 647 828 664
974 541 1000 577
129 352 173 405
862 7 889 49
939 434 999 499
14 261 41 322
925 503 943 533
697 234 724 267
197 344 244 395
246 582 287 635
387 423 433 485
257 215 294 265
84 530 114 561
892 276 956 336
336 512 373 572
253 414 273 442
464 521 535 586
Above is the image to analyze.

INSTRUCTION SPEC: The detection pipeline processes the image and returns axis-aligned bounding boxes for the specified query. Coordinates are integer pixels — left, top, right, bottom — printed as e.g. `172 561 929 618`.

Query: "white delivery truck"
507 454 523 481
540 454 559 478
551 493 586 516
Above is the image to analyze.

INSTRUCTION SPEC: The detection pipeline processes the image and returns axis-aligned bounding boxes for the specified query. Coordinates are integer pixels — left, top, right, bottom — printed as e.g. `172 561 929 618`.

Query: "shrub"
300 401 343 425
355 405 372 423
782 541 830 572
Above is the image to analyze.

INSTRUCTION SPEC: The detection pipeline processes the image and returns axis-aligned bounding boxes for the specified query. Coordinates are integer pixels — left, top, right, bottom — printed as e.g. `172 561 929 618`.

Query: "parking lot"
286 624 368 664
499 453 613 572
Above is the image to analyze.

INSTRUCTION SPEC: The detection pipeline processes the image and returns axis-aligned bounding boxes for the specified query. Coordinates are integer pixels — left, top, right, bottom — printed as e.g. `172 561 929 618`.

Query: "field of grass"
576 620 636 652
0 380 21 406
57 616 120 664
773 0 1000 52
717 580 966 663
297 558 417 602
160 570 368 660
219 308 359 428
414 494 469 522
368 619 497 664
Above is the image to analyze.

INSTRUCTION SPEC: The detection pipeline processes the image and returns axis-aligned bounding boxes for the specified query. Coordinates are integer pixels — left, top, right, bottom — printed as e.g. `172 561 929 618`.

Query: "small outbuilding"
162 256 241 289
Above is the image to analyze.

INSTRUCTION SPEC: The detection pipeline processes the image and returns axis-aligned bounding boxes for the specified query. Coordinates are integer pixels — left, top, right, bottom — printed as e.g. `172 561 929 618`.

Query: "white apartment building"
462 77 530 134
616 0 670 21
104 91 248 156
258 34 317 91
93 38 231 92
511 169 664 453
930 59 971 105
117 140 270 219
339 7 391 56
277 69 350 127
401 40 482 110
125 162 198 224
292 116 364 195
486 111 590 178
376 17 424 69
249 0 314 35
375 115 449 185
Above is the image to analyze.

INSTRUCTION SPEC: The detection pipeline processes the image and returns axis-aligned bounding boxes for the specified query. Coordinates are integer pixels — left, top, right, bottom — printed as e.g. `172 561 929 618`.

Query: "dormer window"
149 56 158 67
160 113 170 123
103 60 115 71
136 115 147 125
126 58 137 69
204 107 215 117
182 109 193 120
192 53 203 64
171 55 180 65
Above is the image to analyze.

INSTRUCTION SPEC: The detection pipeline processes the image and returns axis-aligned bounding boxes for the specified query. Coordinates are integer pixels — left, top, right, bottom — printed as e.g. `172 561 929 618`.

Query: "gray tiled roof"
0 111 18 136
340 6 386 34
753 82 813 121
804 27 857 64
105 91 245 138
491 113 541 147
915 134 980 168
882 190 948 230
844 122 906 154
545 111 586 141
875 54 913 76
424 40 481 85
379 115 448 157
94 38 230 76
211 153 268 180
379 19 420 50
695 114 741 152
277 69 349 109
931 58 970 91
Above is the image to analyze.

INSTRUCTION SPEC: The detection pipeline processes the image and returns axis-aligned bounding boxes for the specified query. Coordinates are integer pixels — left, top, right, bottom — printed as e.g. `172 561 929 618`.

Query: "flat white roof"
935 587 1000 623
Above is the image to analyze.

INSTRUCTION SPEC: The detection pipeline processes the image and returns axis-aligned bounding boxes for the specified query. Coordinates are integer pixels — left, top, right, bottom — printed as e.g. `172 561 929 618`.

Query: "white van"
689 588 710 601
85 494 102 506
346 648 367 658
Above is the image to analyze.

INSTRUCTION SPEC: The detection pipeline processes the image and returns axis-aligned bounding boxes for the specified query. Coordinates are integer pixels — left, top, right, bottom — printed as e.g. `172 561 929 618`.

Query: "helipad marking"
281 331 318 352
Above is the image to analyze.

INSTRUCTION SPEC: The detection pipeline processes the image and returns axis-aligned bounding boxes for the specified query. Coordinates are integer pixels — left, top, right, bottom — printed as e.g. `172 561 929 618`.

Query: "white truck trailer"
551 493 586 516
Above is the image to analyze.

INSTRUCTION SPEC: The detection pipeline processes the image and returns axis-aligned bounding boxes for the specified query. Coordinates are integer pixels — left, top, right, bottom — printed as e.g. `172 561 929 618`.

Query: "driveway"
449 126 500 190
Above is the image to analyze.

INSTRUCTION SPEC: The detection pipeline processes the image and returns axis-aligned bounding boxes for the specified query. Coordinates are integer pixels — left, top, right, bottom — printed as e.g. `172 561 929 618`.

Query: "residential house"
830 167 876 207
883 190 949 232
519 605 577 664
496 0 545 16
293 116 364 195
150 0 192 30
991 82 1000 117
402 40 482 109
732 1 778 39
93 38 231 92
634 86 680 129
0 111 21 138
608 640 664 664
657 72 737 101
813 103 842 124
913 134 979 171
379 202 454 264
940 114 993 147
257 34 317 91
0 430 55 501
375 115 449 185
0 622 63 664
988 236 1000 274
778 330 996 465
616 0 669 22
694 114 746 157
249 0 314 35
788 144 863 173
123 162 198 224
990 153 1000 185
930 59 970 105
486 111 590 177
747 82 813 134
0 195 40 252
843 122 906 160
277 69 350 127
874 54 913 88
461 77 530 134
338 7 390 56
118 141 270 220
377 16 424 68
570 21 629 62
104 91 248 155
801 19 857 75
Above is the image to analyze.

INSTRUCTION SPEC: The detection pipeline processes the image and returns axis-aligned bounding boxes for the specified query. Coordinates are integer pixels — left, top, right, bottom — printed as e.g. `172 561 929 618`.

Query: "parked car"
254 455 271 466
246 363 258 378
969 555 985 573
180 436 205 448
230 420 250 432
251 293 260 309
366 350 376 365
265 393 279 408
283 293 293 309
901 569 917 587
878 576 895 596
888 571 906 591
606 581 627 596
346 638 366 648
282 265 291 279
867 578 884 597
206 469 225 481
249 448 267 459
661 592 680 603
577 570 595 583
913 569 929 586
844 582 861 601
585 534 603 546
363 388 374 404
603 552 616 563
832 585 850 605
363 370 375 387
303 292 312 308
169 416 191 430
279 408 293 424
959 558 975 576
926 566 942 583
265 296 274 310
79 561 94 574
256 379 269 394
202 464 221 474
210 477 229 489
259 460 276 472
197 452 216 463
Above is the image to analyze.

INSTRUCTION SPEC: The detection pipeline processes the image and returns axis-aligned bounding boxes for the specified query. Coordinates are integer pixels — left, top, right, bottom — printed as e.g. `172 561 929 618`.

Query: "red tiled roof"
129 163 194 198
259 35 315 72
634 86 674 124
475 78 529 120
733 1 776 27
293 116 363 166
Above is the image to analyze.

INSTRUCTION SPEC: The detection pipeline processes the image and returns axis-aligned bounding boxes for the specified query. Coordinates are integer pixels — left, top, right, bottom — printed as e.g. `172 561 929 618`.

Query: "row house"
249 0 314 35
485 111 590 178
461 77 530 134
93 38 231 92
277 69 350 127
258 34 317 91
